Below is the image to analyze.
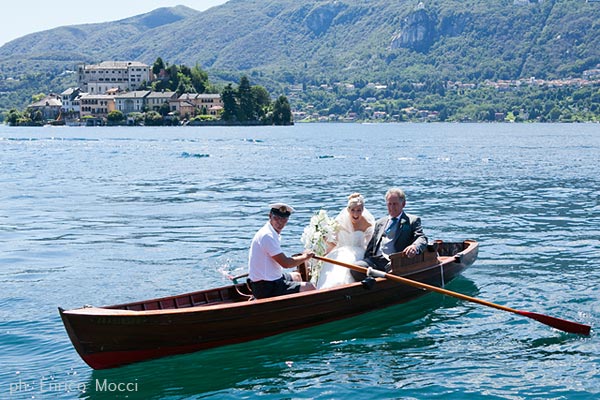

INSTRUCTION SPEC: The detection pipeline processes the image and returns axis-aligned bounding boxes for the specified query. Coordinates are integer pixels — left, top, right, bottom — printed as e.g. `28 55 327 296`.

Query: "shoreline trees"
2 58 294 126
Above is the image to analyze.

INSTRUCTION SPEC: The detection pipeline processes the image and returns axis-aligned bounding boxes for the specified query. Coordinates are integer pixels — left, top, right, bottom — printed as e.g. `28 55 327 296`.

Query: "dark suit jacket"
363 212 428 270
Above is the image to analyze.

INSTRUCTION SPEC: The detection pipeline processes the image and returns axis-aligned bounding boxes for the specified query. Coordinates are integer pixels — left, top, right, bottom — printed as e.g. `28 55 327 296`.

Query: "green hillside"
1 0 599 120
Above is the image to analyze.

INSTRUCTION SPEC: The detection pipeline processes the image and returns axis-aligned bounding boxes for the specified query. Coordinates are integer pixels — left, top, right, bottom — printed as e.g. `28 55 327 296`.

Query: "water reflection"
78 278 479 398
1 124 598 399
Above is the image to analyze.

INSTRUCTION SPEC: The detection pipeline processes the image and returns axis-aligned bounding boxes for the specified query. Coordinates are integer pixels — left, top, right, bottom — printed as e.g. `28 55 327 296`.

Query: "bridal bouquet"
301 210 339 283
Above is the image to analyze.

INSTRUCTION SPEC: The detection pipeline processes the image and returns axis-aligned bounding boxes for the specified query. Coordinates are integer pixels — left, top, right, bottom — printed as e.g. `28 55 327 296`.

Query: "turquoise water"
0 123 598 399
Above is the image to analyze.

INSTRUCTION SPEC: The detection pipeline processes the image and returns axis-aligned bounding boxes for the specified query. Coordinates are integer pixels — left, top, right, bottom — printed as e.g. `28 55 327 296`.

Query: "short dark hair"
270 206 291 218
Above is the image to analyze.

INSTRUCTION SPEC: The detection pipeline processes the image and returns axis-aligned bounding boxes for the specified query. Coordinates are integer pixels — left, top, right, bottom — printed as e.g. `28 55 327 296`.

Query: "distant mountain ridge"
0 6 199 64
1 0 599 110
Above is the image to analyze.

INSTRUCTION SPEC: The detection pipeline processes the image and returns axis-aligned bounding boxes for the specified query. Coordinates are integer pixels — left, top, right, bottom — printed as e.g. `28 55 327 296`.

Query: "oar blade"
518 310 591 335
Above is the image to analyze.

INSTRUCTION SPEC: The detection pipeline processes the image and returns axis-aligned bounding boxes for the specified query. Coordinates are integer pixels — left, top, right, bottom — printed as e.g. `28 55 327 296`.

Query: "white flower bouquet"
301 210 339 283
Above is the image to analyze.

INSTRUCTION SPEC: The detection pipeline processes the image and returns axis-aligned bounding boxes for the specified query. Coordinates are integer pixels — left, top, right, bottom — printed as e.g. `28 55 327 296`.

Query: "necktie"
385 217 398 236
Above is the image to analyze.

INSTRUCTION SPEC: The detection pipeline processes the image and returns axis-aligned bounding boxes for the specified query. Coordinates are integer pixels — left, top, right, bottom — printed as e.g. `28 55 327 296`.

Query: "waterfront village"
14 59 600 125
24 61 225 126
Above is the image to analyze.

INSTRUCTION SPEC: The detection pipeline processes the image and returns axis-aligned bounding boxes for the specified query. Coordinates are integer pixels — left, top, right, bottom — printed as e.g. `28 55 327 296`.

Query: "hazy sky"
1 1 228 47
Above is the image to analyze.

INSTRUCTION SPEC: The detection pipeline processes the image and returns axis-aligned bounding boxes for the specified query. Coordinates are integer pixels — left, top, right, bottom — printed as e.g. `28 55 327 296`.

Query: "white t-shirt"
248 221 284 281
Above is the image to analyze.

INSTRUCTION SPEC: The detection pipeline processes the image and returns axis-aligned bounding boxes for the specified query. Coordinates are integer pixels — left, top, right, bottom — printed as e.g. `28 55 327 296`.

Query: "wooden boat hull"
59 240 478 369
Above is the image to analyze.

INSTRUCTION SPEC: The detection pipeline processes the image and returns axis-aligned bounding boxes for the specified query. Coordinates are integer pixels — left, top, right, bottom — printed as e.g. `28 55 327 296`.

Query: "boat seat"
389 247 439 274
297 261 310 281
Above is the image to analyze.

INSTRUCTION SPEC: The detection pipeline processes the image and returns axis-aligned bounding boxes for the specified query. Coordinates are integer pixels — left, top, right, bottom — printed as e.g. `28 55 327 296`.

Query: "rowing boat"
59 239 478 369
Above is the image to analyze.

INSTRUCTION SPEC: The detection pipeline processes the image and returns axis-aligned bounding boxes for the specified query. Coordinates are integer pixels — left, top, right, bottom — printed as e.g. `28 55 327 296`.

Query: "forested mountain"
1 0 599 119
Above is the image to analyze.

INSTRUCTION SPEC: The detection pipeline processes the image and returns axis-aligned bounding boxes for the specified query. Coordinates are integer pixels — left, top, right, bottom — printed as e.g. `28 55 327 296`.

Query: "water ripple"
0 123 598 399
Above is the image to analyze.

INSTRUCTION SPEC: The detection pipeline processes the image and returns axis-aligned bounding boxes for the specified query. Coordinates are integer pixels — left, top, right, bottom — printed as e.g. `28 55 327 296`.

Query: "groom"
351 188 428 280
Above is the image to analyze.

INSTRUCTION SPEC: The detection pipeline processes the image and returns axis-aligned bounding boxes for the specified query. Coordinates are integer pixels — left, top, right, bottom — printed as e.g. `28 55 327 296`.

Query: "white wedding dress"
316 209 374 289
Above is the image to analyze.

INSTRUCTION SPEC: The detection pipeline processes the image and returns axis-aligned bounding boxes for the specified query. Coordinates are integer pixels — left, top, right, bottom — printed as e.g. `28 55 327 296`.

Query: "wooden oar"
313 255 591 336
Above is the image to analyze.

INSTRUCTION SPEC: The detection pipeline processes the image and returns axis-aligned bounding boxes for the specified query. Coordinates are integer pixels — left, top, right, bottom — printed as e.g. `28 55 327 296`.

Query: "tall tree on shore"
236 76 254 122
252 85 271 122
221 76 279 124
221 83 238 122
272 95 293 125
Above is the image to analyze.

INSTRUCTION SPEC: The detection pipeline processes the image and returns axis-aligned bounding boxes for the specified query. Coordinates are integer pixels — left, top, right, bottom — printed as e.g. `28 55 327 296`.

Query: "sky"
1 1 228 47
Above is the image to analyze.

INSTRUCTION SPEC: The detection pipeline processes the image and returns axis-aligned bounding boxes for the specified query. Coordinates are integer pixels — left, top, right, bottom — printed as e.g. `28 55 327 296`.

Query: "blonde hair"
347 193 365 209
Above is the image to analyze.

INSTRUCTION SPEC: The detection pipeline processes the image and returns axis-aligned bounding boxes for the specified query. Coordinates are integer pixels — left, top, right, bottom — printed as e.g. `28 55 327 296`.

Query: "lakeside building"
197 94 224 116
28 94 62 120
79 93 115 118
114 91 152 114
79 93 116 119
60 88 83 114
147 91 178 113
170 93 224 117
26 60 224 123
77 61 151 94
76 90 224 120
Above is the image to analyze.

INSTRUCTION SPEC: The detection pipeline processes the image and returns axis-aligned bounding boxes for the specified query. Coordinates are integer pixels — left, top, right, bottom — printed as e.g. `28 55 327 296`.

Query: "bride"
316 193 375 289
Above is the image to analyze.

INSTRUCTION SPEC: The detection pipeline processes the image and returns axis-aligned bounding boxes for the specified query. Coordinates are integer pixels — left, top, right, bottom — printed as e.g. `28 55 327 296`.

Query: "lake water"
0 123 598 399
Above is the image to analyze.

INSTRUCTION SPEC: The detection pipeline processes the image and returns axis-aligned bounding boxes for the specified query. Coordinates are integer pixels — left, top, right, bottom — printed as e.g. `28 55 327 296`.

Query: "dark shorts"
250 272 301 299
